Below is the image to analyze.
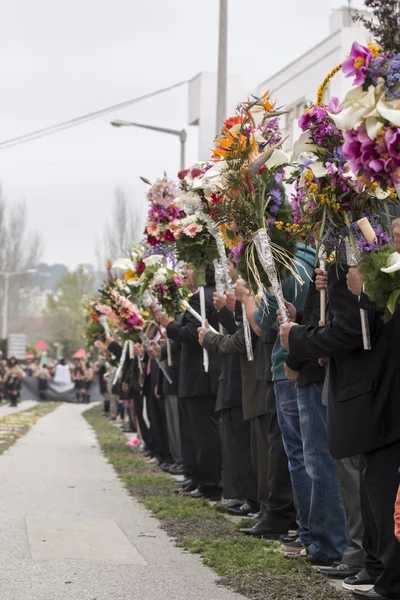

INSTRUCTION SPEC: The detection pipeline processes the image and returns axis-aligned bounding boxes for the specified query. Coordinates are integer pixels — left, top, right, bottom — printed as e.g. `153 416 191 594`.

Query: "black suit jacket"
214 305 242 411
166 285 221 398
289 263 400 459
160 337 181 396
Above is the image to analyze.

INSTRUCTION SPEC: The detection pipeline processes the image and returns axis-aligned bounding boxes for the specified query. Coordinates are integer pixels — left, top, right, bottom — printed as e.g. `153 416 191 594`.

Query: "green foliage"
359 244 400 321
44 267 95 358
175 228 219 286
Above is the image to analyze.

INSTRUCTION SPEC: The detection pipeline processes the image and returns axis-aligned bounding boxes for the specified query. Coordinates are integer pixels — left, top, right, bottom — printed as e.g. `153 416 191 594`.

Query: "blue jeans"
297 383 348 563
274 379 311 545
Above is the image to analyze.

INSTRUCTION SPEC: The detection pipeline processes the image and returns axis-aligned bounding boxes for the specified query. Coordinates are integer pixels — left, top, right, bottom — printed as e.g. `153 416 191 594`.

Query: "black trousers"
133 390 150 449
360 438 400 598
146 394 171 464
220 406 257 501
179 397 197 481
250 383 296 530
183 395 222 491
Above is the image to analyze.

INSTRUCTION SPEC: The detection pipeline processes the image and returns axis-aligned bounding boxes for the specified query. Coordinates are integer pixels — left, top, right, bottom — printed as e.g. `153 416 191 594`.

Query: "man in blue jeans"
239 242 314 556
280 273 349 568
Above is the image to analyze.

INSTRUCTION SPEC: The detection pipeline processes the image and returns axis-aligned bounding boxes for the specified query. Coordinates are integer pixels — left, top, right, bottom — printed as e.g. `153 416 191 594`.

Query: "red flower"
210 191 224 206
164 230 176 242
137 261 146 274
177 169 189 180
191 168 203 178
92 315 100 323
147 235 158 246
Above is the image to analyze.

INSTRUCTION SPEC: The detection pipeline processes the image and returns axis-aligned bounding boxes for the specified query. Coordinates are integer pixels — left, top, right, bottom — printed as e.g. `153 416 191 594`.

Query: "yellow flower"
316 64 342 107
124 270 138 282
368 44 381 58
219 224 241 249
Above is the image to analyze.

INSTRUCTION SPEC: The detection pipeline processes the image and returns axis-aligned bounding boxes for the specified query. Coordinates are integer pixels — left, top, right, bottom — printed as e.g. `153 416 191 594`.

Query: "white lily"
292 131 322 159
265 149 289 169
381 252 400 274
112 258 134 272
376 95 400 128
330 84 381 133
143 254 164 267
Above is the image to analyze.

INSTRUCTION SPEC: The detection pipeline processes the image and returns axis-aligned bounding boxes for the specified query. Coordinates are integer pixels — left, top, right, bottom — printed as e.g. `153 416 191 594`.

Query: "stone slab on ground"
0 403 246 600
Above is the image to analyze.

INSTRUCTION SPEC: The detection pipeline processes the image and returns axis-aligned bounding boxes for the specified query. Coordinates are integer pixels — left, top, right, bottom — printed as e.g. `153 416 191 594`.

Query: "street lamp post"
0 269 36 340
216 0 228 135
110 120 187 170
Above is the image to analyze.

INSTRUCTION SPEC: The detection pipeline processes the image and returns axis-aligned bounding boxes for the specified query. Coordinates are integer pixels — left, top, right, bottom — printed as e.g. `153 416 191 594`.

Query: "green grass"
84 405 344 600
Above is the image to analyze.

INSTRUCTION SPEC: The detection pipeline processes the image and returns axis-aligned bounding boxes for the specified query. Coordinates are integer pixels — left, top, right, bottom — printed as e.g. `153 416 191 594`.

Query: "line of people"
103 238 400 600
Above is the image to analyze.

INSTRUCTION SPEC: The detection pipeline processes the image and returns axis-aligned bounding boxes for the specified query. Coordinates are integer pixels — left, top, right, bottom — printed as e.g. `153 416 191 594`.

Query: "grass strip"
84 405 345 600
0 402 61 454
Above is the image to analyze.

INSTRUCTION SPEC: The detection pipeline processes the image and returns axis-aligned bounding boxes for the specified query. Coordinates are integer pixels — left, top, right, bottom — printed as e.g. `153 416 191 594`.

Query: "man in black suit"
159 263 222 501
280 263 400 600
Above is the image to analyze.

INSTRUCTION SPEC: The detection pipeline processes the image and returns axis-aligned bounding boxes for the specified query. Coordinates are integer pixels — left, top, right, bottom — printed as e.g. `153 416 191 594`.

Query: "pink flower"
177 169 189 180
147 223 160 236
342 42 372 86
172 275 182 287
191 168 203 178
182 223 202 238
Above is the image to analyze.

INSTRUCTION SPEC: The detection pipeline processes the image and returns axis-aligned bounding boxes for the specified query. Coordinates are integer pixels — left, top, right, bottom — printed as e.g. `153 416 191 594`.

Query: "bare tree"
95 186 145 270
0 186 44 327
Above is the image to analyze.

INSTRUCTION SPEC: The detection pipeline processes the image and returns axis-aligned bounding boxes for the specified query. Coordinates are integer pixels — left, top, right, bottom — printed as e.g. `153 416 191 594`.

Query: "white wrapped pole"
182 300 218 333
142 289 172 366
345 238 371 351
253 228 289 323
209 221 253 361
214 258 226 335
113 340 128 385
199 286 209 372
99 315 111 338
139 331 173 384
318 245 327 325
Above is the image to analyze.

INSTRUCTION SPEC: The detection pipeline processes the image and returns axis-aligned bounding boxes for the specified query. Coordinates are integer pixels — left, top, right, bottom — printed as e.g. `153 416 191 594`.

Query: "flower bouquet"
208 91 300 323
329 1 400 193
139 265 189 318
289 97 393 257
355 216 400 321
141 175 184 246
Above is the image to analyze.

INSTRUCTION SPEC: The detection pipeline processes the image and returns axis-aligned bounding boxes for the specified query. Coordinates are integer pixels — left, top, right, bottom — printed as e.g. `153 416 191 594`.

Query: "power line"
0 79 188 150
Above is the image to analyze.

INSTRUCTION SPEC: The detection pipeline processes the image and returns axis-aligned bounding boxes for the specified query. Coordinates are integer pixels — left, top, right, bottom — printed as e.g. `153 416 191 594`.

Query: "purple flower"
342 42 373 86
385 126 400 166
327 97 342 114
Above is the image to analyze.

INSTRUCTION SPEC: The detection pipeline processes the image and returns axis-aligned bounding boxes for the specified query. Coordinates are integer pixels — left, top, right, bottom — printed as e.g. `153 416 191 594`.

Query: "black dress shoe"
180 481 198 494
168 463 185 475
240 520 287 539
352 589 400 600
318 562 362 580
227 502 260 516
160 461 174 473
280 531 299 544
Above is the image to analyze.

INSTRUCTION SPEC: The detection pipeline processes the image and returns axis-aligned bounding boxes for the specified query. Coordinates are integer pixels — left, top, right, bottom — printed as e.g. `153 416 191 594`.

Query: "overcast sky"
0 0 365 269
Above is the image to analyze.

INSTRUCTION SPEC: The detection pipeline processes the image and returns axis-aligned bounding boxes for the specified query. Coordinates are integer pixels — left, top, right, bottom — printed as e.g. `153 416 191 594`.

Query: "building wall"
257 7 372 151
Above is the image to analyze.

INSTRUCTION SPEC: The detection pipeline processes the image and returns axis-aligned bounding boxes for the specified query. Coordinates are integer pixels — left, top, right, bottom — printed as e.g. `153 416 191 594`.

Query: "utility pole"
215 0 228 135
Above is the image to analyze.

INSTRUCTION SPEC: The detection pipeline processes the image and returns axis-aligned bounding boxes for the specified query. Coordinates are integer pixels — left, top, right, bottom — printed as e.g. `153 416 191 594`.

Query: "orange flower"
212 127 257 161
251 90 274 114
223 115 245 130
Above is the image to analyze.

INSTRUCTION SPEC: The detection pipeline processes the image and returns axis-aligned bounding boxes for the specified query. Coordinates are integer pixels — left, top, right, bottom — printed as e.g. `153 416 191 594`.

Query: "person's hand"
197 320 211 345
315 268 328 292
151 303 162 324
346 266 363 296
154 385 160 399
213 292 226 311
234 278 250 302
318 358 327 367
133 343 144 358
147 341 161 359
277 300 297 324
393 219 400 254
284 364 300 383
159 312 173 328
122 382 129 392
279 322 298 351
225 291 236 312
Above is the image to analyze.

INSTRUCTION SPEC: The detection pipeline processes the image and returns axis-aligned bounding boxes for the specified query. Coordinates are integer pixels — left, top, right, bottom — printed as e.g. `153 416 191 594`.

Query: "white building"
189 6 373 159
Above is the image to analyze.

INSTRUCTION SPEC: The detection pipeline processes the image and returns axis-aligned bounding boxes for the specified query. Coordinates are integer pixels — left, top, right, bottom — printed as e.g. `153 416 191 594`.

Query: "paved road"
0 399 37 418
0 403 246 600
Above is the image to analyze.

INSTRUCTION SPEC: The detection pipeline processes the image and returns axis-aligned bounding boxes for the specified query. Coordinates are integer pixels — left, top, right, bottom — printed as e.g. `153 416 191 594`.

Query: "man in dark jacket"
281 275 349 567
280 263 400 600
160 263 222 501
